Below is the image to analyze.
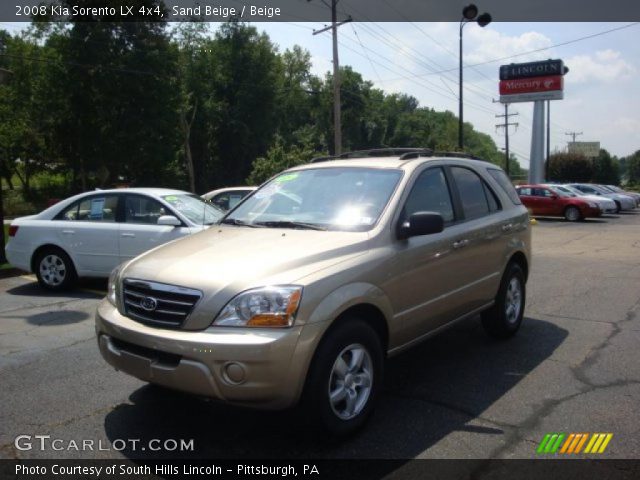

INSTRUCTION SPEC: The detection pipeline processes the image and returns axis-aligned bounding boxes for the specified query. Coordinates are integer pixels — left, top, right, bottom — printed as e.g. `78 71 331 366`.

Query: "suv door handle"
62 230 75 235
452 239 469 249
501 223 513 232
121 232 135 238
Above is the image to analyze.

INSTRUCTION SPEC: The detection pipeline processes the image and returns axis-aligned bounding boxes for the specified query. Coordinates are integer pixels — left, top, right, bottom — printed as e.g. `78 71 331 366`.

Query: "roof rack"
310 148 484 163
310 148 433 163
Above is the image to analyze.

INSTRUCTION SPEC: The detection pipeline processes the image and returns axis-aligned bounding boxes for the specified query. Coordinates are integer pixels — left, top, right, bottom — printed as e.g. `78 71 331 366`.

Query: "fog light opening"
222 362 246 384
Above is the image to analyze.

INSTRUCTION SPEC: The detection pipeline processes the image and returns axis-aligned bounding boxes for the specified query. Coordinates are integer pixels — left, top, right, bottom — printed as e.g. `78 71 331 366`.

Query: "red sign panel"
499 75 563 95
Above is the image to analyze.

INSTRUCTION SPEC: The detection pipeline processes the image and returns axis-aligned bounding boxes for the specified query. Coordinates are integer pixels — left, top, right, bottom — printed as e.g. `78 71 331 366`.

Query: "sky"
257 21 640 169
2 20 639 170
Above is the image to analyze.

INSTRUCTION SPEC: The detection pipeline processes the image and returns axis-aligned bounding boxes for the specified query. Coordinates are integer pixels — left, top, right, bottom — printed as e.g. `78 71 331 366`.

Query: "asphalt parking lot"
1 211 639 461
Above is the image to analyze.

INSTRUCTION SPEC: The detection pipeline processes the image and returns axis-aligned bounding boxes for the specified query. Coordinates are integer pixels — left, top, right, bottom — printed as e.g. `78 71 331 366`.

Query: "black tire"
34 247 77 291
303 318 383 436
614 201 621 213
481 263 526 339
564 206 581 222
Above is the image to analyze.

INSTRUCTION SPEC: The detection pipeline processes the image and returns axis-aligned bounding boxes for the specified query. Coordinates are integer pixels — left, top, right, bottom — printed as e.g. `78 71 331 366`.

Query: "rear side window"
58 195 118 222
517 187 531 196
488 169 522 205
451 167 493 220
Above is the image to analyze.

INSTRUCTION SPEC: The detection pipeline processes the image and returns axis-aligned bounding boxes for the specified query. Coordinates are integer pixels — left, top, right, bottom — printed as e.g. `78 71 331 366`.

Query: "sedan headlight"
107 266 121 306
213 286 303 327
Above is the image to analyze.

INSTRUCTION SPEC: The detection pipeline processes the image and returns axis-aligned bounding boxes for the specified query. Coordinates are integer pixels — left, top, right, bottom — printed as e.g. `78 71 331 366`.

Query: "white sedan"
202 186 257 211
5 188 224 290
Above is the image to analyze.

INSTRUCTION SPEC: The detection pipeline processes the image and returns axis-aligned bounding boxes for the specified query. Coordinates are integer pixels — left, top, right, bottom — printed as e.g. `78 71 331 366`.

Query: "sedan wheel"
564 206 581 222
35 249 76 291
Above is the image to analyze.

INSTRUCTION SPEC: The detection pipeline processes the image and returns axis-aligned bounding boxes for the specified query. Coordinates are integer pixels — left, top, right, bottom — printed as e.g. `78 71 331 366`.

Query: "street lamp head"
462 4 478 20
477 12 492 27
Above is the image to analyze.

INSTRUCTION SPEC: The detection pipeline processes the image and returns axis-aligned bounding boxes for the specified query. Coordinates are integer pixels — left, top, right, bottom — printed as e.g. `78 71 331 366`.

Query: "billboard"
568 142 600 158
499 59 567 104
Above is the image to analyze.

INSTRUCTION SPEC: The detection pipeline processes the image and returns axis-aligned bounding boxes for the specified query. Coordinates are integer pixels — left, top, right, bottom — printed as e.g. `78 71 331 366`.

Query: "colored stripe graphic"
538 433 613 454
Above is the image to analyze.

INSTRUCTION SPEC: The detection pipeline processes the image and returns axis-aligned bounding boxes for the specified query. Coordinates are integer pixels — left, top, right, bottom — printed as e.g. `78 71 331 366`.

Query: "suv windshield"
162 194 224 225
223 167 403 231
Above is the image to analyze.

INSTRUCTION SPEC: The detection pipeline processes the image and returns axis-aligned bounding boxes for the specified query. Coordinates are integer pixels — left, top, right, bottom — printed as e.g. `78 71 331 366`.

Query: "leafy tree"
246 135 322 185
591 149 620 185
626 150 640 185
211 22 281 186
548 152 593 182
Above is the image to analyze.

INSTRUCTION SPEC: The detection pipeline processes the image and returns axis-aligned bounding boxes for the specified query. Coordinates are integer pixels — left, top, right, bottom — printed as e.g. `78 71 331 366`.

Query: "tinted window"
126 196 168 224
488 168 522 205
517 187 532 196
483 183 500 212
59 195 118 222
403 167 454 223
451 167 490 220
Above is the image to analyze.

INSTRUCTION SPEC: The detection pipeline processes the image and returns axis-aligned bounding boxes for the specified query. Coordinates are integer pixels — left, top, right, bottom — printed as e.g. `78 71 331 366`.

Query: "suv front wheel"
303 318 383 436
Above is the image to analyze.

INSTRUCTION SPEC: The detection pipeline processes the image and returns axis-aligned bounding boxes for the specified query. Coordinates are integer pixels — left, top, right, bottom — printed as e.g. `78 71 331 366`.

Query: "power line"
565 131 583 143
376 22 640 81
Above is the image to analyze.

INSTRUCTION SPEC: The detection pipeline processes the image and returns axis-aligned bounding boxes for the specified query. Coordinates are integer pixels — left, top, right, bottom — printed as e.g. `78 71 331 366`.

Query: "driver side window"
402 167 455 224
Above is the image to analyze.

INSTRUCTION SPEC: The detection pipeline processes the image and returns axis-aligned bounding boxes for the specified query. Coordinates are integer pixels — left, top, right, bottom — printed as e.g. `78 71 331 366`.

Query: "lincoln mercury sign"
499 59 567 104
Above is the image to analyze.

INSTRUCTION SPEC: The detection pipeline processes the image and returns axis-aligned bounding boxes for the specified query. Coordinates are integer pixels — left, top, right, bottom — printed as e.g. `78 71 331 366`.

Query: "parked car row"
515 183 639 222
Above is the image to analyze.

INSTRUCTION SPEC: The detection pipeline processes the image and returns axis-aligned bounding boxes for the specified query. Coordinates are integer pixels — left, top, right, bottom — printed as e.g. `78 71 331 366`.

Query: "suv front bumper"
95 299 321 409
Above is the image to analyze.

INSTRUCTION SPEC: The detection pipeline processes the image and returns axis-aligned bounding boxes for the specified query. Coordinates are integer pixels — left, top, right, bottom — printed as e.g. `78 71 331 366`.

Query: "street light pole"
458 4 491 150
0 68 14 265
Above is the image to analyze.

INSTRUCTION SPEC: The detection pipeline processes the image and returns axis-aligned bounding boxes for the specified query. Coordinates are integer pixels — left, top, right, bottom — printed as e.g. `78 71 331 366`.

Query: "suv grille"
122 279 202 328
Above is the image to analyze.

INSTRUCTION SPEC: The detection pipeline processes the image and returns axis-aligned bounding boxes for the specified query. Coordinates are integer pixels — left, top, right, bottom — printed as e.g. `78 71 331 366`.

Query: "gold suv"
96 149 531 435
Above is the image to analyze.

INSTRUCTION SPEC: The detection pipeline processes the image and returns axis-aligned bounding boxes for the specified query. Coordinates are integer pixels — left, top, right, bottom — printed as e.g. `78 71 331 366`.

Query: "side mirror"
397 212 444 240
157 215 181 227
550 195 558 200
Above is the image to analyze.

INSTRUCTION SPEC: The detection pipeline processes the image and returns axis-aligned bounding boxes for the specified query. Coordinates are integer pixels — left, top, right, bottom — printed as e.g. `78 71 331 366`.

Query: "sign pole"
529 100 546 184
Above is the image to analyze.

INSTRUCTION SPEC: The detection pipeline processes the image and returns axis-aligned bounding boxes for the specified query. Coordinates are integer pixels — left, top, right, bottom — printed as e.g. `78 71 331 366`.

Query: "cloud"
564 49 635 83
463 29 555 64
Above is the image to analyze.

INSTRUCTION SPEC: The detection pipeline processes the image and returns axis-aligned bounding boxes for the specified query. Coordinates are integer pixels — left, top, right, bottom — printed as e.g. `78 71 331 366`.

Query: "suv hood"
121 226 370 329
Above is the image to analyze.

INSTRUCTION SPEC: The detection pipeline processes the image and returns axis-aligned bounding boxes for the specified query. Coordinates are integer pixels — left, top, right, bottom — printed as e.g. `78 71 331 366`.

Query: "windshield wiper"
220 218 263 228
254 220 327 231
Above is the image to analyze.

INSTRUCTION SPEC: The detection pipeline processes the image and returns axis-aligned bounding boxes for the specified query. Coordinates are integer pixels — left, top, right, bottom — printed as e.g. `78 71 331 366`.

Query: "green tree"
246 135 321 185
548 152 593 182
626 150 640 185
591 148 620 185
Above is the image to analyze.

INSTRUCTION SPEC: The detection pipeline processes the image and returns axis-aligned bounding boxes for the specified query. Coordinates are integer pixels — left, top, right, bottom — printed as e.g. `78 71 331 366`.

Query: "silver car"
569 184 636 211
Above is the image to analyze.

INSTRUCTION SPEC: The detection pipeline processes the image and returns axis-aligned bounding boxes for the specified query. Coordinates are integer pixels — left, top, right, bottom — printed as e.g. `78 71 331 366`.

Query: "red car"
516 184 601 221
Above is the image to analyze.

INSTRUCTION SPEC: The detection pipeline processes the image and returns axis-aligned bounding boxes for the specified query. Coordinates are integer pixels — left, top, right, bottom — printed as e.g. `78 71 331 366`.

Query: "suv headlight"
213 286 303 327
107 266 121 306
588 202 597 208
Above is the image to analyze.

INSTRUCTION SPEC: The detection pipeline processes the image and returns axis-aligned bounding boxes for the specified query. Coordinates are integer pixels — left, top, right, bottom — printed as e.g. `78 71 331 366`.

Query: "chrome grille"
122 279 202 328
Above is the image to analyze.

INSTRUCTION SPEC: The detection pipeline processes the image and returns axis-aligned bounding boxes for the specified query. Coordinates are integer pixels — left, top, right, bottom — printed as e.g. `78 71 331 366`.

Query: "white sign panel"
500 90 564 104
568 142 600 158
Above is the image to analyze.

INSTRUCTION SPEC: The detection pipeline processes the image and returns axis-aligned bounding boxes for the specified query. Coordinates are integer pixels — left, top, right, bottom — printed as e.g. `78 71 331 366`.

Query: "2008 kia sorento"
96 148 531 435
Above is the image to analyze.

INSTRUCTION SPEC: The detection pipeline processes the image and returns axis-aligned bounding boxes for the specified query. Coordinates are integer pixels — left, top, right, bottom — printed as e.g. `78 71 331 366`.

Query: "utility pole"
312 1 352 156
494 101 518 178
565 131 583 143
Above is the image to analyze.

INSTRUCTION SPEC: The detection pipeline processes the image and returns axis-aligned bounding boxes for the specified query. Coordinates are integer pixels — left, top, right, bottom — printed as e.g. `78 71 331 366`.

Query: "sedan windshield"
223 167 403 231
548 186 575 197
162 194 224 225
